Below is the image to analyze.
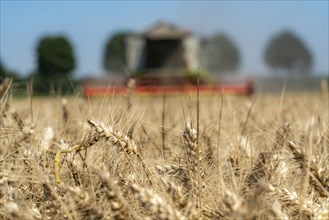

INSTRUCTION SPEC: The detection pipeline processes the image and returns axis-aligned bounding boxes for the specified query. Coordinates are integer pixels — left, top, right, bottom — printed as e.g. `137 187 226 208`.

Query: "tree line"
0 30 313 95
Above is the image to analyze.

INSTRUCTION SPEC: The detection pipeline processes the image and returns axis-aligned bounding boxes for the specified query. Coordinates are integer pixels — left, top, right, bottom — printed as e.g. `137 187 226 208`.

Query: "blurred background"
0 1 328 95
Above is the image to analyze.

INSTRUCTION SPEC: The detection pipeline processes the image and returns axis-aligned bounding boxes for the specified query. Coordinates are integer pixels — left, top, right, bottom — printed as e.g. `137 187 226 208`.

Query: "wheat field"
0 80 328 219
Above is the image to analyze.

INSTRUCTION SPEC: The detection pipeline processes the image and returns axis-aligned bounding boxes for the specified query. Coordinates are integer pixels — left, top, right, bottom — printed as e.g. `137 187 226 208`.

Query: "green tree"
37 35 75 78
103 32 132 73
35 35 76 94
202 33 240 73
264 31 312 73
0 60 6 80
0 60 20 82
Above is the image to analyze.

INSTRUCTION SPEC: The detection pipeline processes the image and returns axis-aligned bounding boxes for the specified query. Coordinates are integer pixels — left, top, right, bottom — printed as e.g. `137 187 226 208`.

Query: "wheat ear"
270 200 289 220
182 123 205 189
315 198 329 220
87 120 156 185
6 202 32 220
99 172 131 220
130 183 185 220
288 141 329 197
67 187 104 220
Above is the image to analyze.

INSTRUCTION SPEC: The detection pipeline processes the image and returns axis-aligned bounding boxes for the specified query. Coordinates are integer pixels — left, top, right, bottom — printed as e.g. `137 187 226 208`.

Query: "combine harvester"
83 21 255 97
83 75 254 97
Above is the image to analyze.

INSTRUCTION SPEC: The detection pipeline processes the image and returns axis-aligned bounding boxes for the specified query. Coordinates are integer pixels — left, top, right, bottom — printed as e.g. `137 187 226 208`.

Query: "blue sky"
0 1 328 78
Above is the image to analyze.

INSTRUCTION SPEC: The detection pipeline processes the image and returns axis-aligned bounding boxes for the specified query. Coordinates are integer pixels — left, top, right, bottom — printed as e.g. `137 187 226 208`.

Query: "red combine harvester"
83 75 254 97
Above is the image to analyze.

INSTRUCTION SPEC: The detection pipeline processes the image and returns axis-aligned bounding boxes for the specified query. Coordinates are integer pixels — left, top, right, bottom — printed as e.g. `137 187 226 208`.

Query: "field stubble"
0 87 328 219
